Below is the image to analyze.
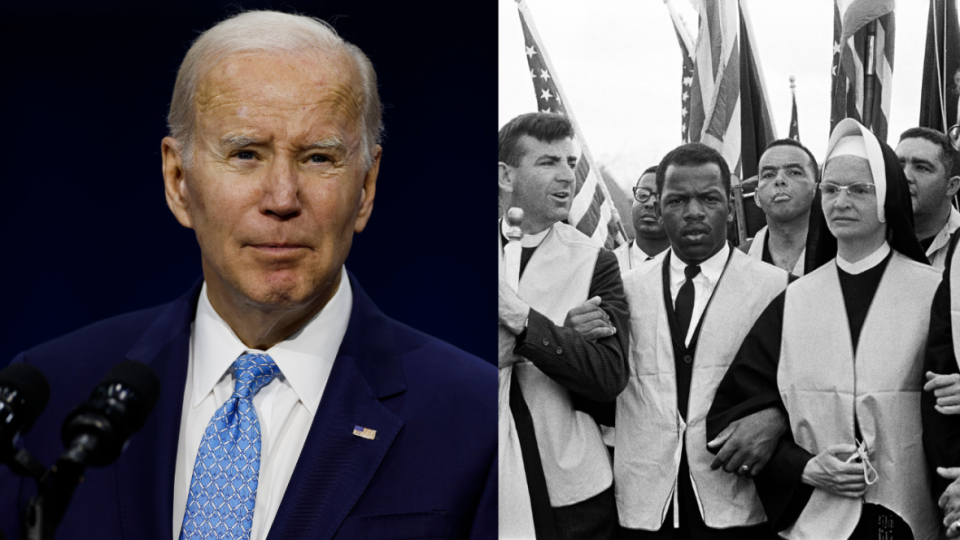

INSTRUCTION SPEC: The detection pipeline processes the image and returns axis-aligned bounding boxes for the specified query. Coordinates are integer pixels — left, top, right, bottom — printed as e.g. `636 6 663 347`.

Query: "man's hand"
939 468 960 538
925 372 960 415
563 296 616 341
499 250 529 336
706 407 787 477
800 444 866 498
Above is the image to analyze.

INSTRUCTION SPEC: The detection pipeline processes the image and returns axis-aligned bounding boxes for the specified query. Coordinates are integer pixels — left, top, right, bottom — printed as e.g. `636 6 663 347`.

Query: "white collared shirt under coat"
668 242 730 346
172 269 353 540
925 206 960 270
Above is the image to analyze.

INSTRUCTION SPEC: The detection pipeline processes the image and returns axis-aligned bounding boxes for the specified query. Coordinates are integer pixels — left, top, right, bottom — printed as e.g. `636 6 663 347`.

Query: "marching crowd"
498 111 960 540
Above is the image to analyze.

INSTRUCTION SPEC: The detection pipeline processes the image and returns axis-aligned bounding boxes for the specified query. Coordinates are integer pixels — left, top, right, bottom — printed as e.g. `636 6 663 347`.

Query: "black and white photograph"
498 0 960 538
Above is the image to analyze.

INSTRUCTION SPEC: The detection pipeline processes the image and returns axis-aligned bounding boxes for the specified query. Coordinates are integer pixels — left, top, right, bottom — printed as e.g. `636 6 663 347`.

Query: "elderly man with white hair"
0 10 496 540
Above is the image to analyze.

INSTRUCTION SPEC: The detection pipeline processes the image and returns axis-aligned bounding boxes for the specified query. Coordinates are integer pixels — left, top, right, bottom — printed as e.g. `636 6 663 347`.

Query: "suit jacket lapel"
115 280 200 540
267 273 405 540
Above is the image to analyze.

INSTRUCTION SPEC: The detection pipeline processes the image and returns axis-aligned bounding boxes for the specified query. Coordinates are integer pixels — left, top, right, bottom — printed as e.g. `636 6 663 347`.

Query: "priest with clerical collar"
707 118 939 539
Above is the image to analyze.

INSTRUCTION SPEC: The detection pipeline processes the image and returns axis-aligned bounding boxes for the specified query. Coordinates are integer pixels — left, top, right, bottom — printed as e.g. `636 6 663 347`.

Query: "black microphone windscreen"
0 363 50 431
99 361 160 418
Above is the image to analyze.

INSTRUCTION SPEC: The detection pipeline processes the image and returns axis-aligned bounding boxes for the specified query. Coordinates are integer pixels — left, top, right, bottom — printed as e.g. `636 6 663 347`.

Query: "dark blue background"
0 1 494 366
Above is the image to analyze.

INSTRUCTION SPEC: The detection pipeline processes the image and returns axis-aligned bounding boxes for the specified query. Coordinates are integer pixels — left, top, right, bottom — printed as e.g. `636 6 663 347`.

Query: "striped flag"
515 0 626 248
739 0 776 181
665 0 697 143
789 77 801 141
830 0 896 142
919 0 959 132
688 0 742 176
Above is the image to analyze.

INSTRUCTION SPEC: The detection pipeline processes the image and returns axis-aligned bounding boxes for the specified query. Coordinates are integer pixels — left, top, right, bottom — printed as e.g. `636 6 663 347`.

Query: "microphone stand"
23 435 99 540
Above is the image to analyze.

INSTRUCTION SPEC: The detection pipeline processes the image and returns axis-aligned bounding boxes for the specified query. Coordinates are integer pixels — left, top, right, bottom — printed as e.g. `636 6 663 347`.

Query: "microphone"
0 364 50 475
23 361 160 540
59 360 160 468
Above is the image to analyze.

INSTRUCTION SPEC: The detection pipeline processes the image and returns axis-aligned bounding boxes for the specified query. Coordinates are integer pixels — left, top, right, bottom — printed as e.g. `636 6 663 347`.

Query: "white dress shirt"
837 241 891 275
614 240 667 274
173 269 353 540
925 207 960 270
668 243 730 346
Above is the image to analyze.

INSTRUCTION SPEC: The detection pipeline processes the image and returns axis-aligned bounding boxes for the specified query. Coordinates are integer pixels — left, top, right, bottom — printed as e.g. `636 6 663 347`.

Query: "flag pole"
515 0 628 244
863 19 877 133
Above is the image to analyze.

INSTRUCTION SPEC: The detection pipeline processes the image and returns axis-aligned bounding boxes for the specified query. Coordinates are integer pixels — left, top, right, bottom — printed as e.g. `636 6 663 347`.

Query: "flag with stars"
515 0 626 249
688 0 742 176
830 0 895 142
740 0 776 182
665 0 696 143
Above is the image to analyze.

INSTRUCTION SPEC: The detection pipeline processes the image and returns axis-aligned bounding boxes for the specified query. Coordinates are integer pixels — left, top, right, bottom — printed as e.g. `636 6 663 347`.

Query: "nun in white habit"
706 119 939 539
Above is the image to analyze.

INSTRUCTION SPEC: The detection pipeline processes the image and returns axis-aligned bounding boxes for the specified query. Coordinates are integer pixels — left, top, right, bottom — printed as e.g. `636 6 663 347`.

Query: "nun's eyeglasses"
819 182 876 199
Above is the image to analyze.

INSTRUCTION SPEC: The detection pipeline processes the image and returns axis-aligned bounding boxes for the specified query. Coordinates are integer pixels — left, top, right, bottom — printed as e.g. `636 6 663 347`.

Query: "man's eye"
237 151 255 160
309 154 329 163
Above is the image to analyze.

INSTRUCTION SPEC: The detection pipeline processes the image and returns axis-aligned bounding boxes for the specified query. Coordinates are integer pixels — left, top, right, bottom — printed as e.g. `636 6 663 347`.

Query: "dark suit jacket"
0 274 496 539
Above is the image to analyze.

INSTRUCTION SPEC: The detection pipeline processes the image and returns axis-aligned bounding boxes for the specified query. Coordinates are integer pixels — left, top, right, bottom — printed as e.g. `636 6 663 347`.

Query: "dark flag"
789 77 801 141
919 0 960 131
740 1 775 182
830 0 895 142
514 0 626 248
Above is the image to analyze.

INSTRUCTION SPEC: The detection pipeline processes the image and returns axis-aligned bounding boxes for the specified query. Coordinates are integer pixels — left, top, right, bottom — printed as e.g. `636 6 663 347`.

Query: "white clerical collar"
669 242 730 285
499 218 551 248
837 242 890 275
191 267 353 415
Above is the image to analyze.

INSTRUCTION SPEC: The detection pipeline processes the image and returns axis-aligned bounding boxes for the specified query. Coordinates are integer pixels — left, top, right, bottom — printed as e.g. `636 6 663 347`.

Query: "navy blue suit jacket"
0 274 497 539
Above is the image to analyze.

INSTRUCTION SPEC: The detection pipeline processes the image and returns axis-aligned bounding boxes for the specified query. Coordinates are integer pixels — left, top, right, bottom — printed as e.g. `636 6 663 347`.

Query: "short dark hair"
763 138 820 182
656 143 731 195
498 112 575 167
635 165 658 188
899 127 960 178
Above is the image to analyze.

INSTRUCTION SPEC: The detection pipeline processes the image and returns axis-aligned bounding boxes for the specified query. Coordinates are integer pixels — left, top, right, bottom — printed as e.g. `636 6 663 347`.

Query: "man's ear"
727 195 736 223
354 145 382 233
162 136 194 229
498 162 514 194
947 174 960 199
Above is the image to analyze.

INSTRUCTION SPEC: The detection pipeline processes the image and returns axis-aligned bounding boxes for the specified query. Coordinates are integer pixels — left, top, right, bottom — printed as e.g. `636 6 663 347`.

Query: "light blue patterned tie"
180 353 280 540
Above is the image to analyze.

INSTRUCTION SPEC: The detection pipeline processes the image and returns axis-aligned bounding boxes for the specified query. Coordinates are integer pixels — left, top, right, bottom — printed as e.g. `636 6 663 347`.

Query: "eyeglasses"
949 124 959 152
819 181 876 199
632 187 657 203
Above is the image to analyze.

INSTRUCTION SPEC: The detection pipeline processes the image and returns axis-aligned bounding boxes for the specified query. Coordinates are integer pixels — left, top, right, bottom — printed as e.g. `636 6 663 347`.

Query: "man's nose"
557 164 576 184
260 160 303 219
683 198 705 219
775 171 788 186
902 166 916 183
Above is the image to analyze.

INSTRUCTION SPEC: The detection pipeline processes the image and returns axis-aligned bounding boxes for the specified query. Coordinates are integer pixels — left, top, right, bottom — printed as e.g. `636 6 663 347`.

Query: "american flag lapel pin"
353 425 377 440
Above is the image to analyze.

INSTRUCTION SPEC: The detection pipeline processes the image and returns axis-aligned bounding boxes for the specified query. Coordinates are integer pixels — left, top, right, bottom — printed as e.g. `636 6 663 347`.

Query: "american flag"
688 0 742 176
665 0 697 143
831 0 895 142
515 0 626 249
353 425 377 440
919 0 959 132
740 0 777 181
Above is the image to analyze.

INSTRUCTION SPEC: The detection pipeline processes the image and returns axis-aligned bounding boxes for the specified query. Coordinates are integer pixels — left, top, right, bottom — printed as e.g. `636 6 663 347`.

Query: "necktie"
675 265 701 343
180 353 280 540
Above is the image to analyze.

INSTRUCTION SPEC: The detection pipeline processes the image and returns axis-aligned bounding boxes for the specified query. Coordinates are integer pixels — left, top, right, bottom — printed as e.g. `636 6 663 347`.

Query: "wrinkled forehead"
759 145 814 174
823 155 874 184
195 50 363 126
517 135 578 162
